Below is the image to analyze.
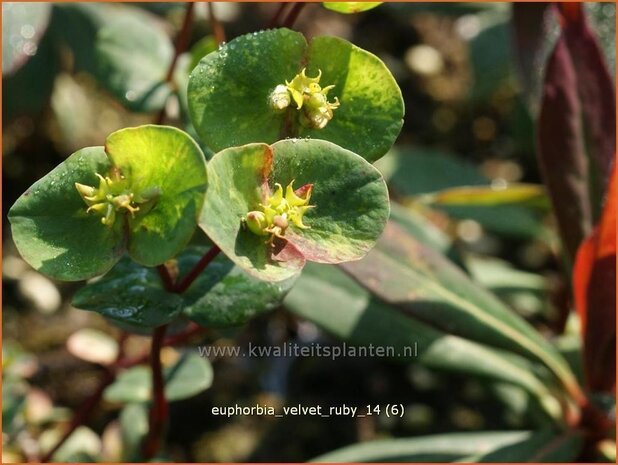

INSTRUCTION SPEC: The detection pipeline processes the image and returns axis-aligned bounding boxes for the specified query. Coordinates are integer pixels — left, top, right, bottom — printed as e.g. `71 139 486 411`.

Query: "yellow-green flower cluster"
244 181 314 242
269 68 340 129
75 171 160 227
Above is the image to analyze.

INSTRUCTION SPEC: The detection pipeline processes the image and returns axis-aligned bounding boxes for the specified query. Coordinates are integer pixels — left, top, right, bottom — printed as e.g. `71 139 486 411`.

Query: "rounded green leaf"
271 139 390 263
199 139 389 281
94 11 173 112
299 36 404 162
323 2 383 14
105 125 208 266
72 256 184 329
188 28 403 162
8 147 125 281
188 29 307 150
104 353 213 403
180 247 297 327
72 246 296 330
199 143 306 282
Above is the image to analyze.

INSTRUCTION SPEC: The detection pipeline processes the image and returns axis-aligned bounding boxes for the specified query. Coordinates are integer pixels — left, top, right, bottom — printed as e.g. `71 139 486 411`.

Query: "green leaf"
180 247 297 327
388 202 452 256
105 125 208 266
310 431 547 462
199 143 305 282
120 403 148 462
285 262 561 417
9 126 207 281
323 2 382 14
419 183 549 209
94 9 173 112
376 146 543 238
2 378 27 436
73 246 295 329
465 254 549 319
104 352 213 403
40 426 101 462
3 19 59 122
199 139 390 281
8 147 125 281
462 429 584 462
188 28 403 162
2 2 51 75
341 221 579 395
72 256 184 328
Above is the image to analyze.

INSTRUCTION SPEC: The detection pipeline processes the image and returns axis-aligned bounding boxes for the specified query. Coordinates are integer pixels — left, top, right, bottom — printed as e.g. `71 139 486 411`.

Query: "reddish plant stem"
157 264 175 291
155 2 195 125
174 245 221 293
267 3 290 28
41 370 115 462
142 325 169 460
115 323 208 369
207 2 226 46
282 2 306 29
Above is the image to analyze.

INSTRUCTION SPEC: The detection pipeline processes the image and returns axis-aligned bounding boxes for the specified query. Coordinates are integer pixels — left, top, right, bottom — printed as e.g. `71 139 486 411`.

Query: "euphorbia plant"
6 6 400 459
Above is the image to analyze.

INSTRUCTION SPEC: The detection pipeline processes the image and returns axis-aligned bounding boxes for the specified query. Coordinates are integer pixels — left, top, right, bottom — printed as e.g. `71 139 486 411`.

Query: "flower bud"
269 85 291 111
245 211 269 236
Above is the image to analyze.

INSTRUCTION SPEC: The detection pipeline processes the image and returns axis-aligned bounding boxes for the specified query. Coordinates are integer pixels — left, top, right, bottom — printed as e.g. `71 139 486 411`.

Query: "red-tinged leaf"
537 5 615 261
537 34 592 261
512 3 552 111
573 164 616 393
558 3 616 199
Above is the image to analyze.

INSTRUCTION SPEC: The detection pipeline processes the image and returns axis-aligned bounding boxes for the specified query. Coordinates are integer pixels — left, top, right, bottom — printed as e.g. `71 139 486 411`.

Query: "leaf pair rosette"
8 26 401 330
188 28 404 162
200 139 390 281
9 125 207 281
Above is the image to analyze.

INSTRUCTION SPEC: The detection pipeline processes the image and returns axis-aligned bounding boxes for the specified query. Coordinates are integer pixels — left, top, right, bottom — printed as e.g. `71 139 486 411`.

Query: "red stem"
207 2 226 46
268 3 290 28
142 325 169 460
282 2 306 29
156 2 195 125
115 323 208 369
41 370 115 462
157 264 175 291
174 245 221 293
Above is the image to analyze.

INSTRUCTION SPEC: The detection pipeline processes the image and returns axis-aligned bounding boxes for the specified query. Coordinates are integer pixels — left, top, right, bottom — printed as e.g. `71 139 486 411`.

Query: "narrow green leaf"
311 431 542 463
323 2 382 14
419 183 549 209
340 222 578 394
463 429 584 462
285 262 561 416
8 147 125 281
376 146 543 238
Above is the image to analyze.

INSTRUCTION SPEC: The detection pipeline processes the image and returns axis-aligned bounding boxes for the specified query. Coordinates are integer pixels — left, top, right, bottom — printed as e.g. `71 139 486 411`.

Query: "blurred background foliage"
2 2 616 462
